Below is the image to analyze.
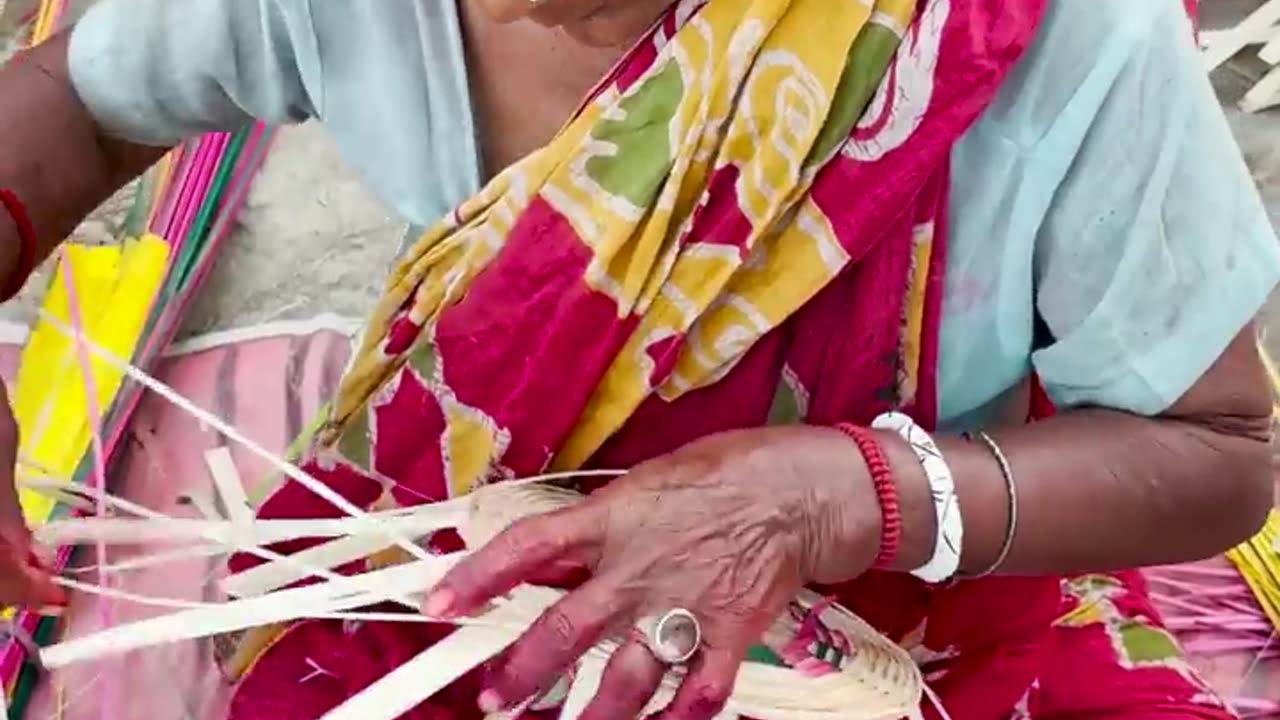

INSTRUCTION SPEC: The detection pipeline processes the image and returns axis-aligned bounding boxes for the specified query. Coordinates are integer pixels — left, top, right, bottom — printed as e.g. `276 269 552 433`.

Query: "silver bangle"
964 431 1017 579
873 412 962 583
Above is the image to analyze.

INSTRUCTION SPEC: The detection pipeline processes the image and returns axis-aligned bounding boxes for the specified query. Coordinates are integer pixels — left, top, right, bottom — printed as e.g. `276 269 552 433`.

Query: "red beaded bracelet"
834 423 901 569
0 189 37 303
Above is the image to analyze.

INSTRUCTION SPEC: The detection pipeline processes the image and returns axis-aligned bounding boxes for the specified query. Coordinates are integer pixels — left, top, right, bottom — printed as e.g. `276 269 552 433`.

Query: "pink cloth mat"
0 332 1273 718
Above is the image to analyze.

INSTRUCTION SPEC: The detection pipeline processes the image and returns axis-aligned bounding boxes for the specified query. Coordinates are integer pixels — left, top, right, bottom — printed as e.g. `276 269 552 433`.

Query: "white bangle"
871 411 962 583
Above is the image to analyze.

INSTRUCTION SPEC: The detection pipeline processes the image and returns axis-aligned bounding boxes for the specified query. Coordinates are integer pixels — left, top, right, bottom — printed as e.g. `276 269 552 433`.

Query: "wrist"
0 189 37 301
878 431 1010 577
796 426 885 584
871 430 936 572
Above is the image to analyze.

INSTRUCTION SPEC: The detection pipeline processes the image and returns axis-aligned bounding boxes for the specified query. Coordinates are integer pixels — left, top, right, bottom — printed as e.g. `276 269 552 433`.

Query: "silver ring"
634 608 701 665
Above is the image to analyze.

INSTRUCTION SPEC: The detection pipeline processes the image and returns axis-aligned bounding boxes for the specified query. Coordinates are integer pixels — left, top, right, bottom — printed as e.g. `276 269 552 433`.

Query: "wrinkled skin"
426 427 882 720
474 0 674 46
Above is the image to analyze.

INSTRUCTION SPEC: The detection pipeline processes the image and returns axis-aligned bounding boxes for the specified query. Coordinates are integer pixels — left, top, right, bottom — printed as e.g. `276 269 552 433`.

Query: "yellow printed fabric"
228 2 1055 714
316 0 920 499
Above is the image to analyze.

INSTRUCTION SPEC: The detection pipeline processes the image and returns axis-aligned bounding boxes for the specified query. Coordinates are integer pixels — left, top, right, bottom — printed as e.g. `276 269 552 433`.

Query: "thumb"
0 540 67 611
0 381 22 533
0 385 61 609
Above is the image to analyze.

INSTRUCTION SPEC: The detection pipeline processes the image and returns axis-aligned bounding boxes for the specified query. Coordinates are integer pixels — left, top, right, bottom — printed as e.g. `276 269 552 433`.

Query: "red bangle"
834 423 901 569
0 189 37 302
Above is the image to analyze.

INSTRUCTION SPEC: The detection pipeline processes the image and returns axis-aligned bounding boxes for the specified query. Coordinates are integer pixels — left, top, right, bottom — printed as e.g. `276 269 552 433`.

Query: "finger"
525 556 592 590
17 560 66 610
425 507 601 618
656 646 741 720
578 638 667 720
479 575 631 713
0 548 66 610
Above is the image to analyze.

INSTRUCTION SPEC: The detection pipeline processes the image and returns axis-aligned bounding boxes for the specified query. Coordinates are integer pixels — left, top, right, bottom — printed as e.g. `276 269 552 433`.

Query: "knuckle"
512 516 568 557
493 656 538 699
685 677 733 716
492 526 530 566
538 605 580 654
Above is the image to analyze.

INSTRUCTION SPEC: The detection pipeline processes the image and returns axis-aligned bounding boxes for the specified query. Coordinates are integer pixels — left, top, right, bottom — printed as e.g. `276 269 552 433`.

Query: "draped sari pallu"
226 1 1064 717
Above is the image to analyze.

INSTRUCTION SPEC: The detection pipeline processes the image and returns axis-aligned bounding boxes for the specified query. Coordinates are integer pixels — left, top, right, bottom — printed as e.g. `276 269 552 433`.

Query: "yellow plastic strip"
1223 342 1280 631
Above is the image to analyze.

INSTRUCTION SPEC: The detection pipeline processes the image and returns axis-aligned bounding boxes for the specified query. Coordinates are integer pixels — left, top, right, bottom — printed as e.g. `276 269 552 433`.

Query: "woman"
0 0 1276 718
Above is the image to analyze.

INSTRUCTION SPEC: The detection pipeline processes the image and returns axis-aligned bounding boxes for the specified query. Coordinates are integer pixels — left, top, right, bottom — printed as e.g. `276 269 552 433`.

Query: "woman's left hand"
424 426 884 720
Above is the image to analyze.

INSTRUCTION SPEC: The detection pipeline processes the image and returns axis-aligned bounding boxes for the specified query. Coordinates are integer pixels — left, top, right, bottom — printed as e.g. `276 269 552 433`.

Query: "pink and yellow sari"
225 1 1230 717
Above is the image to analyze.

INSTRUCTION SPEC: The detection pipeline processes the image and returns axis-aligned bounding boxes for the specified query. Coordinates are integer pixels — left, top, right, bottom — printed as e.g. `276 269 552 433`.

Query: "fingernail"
423 589 455 619
35 605 64 617
477 689 504 713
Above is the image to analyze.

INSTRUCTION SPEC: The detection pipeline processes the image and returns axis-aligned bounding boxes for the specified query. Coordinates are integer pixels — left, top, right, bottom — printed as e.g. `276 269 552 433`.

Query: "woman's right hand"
0 383 65 610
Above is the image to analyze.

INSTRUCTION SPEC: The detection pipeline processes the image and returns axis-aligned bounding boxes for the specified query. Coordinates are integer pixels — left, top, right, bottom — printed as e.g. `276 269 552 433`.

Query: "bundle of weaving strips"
34 464 926 720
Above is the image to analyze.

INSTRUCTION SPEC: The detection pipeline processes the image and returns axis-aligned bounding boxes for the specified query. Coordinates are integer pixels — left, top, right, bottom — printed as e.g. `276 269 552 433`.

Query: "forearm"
875 407 1272 578
0 33 166 285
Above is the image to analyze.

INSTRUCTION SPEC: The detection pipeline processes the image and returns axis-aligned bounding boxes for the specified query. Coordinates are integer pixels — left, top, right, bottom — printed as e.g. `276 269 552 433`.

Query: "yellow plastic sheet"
11 236 170 525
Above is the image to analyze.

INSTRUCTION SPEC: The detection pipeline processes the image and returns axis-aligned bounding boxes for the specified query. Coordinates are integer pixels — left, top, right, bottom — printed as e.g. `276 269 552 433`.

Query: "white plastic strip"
222 472 618 598
69 544 229 575
57 575 528 632
1202 0 1280 71
320 625 516 720
42 558 451 668
223 531 403 598
38 502 465 547
559 656 605 720
0 315 365 360
1257 26 1280 64
164 314 362 356
0 320 28 346
205 448 253 525
32 470 431 613
1241 63 1280 113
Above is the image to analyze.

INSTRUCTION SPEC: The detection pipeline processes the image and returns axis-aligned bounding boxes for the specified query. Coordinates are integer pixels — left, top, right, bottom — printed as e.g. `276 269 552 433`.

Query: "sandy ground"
1 1 1279 343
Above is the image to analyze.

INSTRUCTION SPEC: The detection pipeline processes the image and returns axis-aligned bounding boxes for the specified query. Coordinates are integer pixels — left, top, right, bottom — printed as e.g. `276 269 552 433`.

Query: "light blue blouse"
67 0 1280 429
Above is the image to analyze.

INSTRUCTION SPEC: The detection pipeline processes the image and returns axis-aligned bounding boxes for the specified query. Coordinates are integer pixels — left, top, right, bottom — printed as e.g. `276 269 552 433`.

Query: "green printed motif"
585 62 685 207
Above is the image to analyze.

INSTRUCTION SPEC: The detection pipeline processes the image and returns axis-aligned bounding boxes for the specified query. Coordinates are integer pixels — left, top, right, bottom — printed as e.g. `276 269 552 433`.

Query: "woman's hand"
425 426 885 720
0 383 65 610
474 0 673 46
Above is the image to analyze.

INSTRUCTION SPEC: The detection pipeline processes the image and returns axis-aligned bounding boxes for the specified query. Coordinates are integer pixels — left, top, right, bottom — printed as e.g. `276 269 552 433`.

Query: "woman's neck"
458 2 633 176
